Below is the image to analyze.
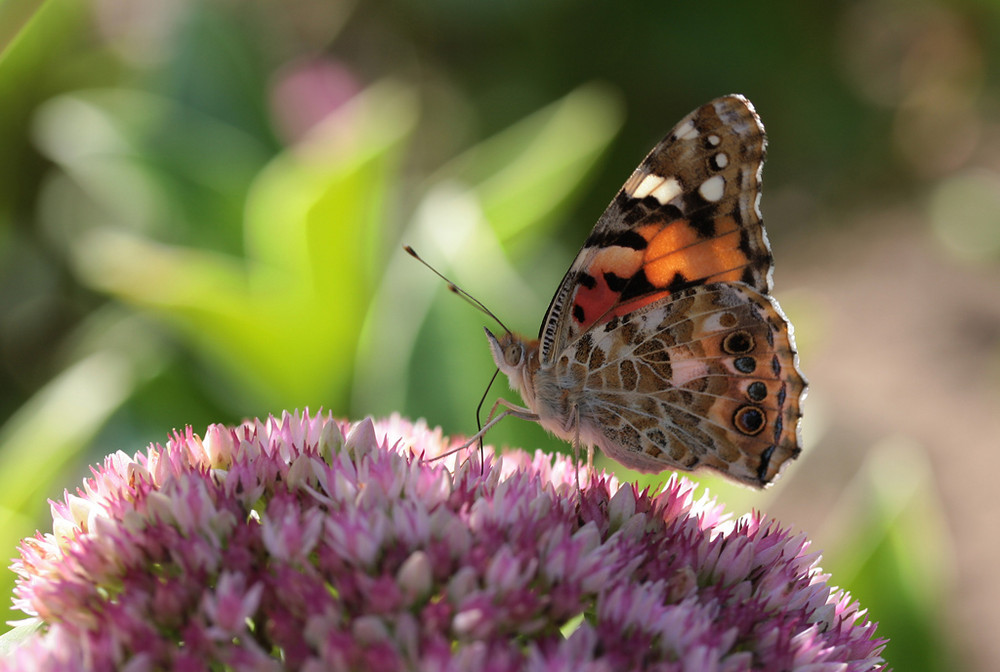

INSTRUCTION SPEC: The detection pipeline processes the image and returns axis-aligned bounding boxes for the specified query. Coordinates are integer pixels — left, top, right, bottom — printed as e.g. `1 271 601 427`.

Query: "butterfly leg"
571 405 582 493
423 398 538 464
483 396 538 425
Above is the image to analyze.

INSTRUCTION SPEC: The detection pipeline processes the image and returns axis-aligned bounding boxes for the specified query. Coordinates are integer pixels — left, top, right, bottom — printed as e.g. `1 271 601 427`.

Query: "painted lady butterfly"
414 95 806 487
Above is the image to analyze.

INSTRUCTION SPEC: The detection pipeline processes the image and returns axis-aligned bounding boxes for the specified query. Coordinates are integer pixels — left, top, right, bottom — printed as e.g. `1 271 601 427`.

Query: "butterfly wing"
539 95 773 366
564 283 804 486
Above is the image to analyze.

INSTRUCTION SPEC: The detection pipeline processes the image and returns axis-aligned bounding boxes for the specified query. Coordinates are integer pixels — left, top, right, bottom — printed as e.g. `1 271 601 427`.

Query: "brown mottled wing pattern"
520 94 806 486
538 95 772 366
548 283 804 486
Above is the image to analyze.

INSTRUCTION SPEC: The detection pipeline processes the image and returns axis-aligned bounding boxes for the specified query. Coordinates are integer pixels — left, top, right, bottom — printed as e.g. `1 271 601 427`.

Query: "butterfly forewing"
539 95 773 367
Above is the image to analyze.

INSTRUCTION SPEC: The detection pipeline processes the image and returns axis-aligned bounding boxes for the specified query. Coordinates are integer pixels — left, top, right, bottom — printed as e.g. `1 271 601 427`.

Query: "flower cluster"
4 411 888 670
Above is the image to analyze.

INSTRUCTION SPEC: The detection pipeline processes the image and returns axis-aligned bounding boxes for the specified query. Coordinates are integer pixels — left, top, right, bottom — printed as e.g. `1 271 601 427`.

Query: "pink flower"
3 411 888 670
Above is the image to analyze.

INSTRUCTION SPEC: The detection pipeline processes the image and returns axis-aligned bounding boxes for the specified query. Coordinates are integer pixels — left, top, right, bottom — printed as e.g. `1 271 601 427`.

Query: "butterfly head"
485 328 540 403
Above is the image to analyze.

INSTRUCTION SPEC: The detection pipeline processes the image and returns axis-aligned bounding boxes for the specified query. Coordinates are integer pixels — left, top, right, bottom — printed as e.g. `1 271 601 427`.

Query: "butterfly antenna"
475 368 502 474
404 246 512 335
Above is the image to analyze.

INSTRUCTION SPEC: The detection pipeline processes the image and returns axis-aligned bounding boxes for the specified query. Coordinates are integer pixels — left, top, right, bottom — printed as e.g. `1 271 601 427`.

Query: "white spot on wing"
675 120 698 141
707 134 721 146
714 153 729 168
698 175 725 202
629 173 665 199
650 177 682 204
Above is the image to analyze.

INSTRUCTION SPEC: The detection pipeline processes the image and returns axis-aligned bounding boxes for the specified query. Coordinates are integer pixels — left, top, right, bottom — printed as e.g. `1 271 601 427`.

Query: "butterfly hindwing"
560 283 803 486
539 95 773 366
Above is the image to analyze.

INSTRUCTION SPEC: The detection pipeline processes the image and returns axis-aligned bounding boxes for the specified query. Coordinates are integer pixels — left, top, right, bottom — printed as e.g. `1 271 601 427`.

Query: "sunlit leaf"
354 84 623 420
67 83 417 412
431 82 624 242
0 311 167 615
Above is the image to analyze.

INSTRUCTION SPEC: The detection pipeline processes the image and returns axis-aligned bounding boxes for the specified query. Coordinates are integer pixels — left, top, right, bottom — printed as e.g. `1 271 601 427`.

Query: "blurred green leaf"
821 437 955 672
431 82 624 242
66 82 417 413
354 84 623 420
0 310 168 615
0 0 50 62
32 88 270 247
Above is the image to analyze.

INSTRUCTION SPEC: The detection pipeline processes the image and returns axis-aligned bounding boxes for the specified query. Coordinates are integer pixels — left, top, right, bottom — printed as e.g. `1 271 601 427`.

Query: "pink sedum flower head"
4 411 888 671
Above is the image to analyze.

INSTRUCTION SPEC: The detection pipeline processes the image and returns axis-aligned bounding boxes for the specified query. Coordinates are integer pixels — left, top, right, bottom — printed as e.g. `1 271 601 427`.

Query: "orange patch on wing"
644 216 747 287
572 246 644 327
592 245 644 277
646 219 700 261
636 223 662 244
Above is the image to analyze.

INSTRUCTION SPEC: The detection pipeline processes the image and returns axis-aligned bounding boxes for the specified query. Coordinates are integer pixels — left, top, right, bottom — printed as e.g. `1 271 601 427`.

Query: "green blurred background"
3 0 1000 669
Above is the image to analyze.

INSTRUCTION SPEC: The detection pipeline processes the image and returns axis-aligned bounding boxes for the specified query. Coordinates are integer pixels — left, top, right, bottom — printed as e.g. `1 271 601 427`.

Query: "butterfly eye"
504 343 522 367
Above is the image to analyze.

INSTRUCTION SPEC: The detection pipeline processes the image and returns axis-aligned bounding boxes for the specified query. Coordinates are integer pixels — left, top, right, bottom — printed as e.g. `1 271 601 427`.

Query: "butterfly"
407 95 806 486
474 95 806 488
